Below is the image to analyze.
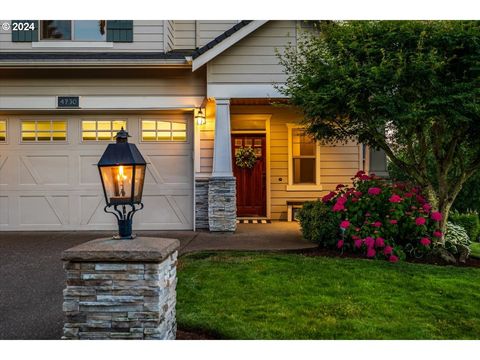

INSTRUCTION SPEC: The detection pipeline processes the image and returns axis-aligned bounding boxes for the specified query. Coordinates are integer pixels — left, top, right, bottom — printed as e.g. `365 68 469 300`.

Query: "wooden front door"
232 134 267 217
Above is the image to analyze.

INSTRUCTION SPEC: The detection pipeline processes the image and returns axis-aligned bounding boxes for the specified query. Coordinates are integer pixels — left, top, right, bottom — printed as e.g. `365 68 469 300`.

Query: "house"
0 20 387 232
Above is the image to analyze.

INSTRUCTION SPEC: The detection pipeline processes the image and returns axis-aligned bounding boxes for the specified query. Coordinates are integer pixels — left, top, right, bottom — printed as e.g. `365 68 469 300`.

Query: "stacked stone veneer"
208 176 236 232
195 178 209 229
62 237 179 340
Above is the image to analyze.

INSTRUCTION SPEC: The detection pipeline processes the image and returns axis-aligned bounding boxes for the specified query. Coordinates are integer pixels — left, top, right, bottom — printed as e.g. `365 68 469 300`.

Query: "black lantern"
97 129 147 239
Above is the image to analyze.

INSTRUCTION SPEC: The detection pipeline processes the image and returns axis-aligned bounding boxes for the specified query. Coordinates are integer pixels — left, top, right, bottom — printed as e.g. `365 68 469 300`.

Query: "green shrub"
444 221 471 256
449 211 480 242
297 201 339 247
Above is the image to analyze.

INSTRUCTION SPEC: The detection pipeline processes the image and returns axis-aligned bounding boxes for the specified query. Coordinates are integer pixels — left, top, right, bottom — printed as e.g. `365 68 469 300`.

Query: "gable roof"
191 20 268 71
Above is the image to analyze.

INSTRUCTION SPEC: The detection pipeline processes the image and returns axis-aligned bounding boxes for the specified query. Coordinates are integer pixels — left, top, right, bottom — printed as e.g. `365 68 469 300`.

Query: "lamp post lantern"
97 128 147 239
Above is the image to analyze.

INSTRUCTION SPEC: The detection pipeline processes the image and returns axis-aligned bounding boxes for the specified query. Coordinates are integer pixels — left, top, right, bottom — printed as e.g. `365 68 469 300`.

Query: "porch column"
208 98 237 231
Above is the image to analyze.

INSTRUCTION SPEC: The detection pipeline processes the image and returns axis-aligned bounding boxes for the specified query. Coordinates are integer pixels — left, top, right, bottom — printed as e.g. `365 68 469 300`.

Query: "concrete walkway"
0 222 314 339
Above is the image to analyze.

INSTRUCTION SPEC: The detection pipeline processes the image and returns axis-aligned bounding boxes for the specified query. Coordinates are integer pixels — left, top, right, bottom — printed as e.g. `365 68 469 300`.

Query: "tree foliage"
279 21 480 243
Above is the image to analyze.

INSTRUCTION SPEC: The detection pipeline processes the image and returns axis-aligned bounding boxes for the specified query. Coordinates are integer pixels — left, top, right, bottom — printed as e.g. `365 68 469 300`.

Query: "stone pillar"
208 176 236 232
208 98 236 231
195 178 209 229
62 237 179 340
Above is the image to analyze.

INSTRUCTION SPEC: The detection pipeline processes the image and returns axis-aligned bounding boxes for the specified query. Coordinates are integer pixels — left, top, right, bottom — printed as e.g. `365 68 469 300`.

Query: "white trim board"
207 84 287 98
0 96 204 110
192 21 269 71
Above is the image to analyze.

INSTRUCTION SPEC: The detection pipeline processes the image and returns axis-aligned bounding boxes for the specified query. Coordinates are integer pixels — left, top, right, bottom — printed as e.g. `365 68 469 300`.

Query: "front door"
232 134 266 217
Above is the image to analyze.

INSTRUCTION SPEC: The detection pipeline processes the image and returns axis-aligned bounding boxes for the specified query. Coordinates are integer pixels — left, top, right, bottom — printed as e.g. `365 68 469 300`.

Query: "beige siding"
197 21 240 47
207 21 297 84
164 20 175 52
173 20 196 49
0 20 166 52
231 105 362 220
0 68 206 97
198 100 216 174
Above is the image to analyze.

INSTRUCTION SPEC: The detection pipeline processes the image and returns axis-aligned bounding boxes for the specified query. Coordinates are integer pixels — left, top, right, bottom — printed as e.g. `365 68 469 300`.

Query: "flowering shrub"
315 171 444 262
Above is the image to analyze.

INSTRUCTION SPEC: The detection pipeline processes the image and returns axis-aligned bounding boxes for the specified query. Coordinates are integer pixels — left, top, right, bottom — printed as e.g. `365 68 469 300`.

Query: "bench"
286 199 319 222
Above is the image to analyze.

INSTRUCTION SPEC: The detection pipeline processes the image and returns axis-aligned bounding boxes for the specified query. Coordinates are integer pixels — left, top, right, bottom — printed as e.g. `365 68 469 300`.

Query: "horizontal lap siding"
208 21 297 84
197 21 240 47
173 21 196 49
0 20 166 52
0 68 206 97
230 105 362 220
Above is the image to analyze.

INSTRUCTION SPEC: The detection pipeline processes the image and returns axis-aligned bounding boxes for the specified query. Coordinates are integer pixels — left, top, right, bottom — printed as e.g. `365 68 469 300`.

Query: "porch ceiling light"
97 128 147 239
195 108 206 126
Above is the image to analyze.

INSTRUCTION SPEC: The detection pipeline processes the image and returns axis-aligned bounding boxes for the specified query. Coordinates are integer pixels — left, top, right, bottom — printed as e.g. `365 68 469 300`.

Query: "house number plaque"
57 96 80 108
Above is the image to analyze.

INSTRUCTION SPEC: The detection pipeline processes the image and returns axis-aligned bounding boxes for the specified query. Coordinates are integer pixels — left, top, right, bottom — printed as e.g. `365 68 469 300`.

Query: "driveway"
0 222 314 340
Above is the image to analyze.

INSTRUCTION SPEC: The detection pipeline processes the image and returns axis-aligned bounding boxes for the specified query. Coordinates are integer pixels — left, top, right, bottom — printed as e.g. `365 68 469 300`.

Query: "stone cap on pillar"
62 237 180 262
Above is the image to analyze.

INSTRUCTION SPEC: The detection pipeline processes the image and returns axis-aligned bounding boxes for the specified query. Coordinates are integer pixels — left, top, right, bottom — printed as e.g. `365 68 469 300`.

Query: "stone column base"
62 237 180 340
208 176 236 232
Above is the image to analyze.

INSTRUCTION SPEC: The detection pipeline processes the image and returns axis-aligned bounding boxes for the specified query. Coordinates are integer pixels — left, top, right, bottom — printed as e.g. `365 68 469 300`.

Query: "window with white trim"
287 124 321 190
141 120 187 142
0 120 6 142
82 120 127 141
21 120 67 142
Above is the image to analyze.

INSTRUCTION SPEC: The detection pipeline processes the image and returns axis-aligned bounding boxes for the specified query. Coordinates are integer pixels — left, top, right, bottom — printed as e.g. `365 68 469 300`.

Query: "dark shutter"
11 20 39 42
106 21 133 42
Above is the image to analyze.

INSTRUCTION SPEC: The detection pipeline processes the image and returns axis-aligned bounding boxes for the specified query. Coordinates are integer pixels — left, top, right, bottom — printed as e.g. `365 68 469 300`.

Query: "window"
141 120 187 142
82 120 127 141
21 120 67 142
0 120 6 142
287 125 321 190
40 20 106 41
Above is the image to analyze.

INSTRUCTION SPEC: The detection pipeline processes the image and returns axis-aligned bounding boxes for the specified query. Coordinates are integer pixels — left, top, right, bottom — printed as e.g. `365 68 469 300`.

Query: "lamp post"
97 128 146 239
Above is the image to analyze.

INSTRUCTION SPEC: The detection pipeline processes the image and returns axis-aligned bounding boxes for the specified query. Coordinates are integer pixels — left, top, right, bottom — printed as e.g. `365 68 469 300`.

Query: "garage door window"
21 120 67 142
0 120 6 142
82 120 127 141
141 120 186 142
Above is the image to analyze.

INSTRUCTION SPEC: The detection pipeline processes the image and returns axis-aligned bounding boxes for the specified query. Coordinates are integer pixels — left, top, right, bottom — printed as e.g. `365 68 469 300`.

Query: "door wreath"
235 146 257 169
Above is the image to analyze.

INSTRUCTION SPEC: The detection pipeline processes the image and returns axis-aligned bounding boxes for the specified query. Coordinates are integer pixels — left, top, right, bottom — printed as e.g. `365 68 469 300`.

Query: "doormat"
236 219 271 224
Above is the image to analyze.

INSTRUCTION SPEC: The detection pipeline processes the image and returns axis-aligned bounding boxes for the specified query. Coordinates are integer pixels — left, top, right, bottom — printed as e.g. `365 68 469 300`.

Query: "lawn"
177 252 480 339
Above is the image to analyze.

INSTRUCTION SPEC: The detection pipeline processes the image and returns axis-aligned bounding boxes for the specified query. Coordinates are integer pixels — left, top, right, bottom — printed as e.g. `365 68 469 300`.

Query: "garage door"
0 114 193 231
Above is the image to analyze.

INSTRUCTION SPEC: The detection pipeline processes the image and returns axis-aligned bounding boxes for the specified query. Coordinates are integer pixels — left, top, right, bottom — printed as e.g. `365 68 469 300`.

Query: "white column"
212 98 233 177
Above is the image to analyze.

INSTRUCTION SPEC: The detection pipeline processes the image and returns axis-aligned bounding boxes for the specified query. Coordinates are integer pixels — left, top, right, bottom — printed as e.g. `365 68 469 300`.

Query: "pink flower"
337 240 344 248
365 212 371 217
355 227 361 232
372 221 382 228
431 211 442 222
368 187 382 195
389 255 399 263
322 191 336 203
354 239 363 248
340 220 350 229
353 191 363 197
416 195 426 204
433 230 442 238
375 237 385 248
360 174 371 181
420 237 431 246
389 194 402 203
332 203 345 212
351 197 359 203
366 248 376 258
336 184 345 190
422 203 432 212
364 237 375 248
404 192 414 198
415 217 426 226
355 170 366 178
389 219 398 225
384 246 393 255
336 196 348 205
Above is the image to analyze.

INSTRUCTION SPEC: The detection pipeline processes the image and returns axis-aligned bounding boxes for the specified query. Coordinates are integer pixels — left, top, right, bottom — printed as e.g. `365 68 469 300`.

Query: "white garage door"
0 114 193 231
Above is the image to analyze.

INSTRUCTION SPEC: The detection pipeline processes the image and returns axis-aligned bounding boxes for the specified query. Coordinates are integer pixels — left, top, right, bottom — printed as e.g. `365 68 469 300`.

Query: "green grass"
471 242 480 259
177 252 480 339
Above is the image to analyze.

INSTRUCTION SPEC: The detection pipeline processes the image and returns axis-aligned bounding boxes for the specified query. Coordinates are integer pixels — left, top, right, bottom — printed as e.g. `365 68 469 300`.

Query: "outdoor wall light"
195 108 206 126
97 128 147 239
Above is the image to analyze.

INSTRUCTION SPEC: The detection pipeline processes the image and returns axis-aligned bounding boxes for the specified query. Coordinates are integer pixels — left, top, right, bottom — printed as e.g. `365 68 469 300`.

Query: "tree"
279 21 480 245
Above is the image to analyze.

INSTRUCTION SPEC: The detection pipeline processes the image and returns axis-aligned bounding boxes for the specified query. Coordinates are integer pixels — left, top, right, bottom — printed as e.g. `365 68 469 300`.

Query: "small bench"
286 199 319 222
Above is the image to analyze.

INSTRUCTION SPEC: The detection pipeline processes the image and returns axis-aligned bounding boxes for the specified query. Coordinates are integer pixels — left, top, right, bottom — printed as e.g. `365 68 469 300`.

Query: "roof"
191 21 252 59
0 52 190 61
191 20 268 71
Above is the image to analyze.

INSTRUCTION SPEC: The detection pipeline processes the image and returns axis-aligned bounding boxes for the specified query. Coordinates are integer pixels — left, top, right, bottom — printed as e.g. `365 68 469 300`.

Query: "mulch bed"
296 246 480 268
